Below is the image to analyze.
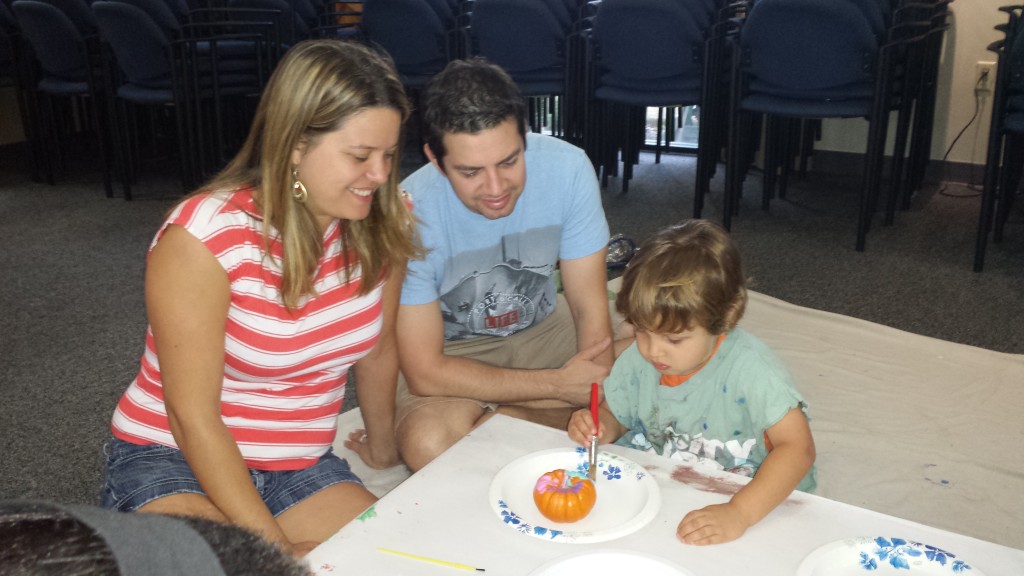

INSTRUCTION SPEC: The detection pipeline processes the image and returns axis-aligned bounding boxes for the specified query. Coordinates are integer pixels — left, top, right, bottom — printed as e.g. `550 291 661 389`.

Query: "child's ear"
721 290 748 331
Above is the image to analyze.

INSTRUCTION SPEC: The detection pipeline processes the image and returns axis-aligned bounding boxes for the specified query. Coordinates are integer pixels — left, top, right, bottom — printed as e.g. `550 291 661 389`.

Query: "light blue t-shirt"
605 327 817 492
400 132 609 341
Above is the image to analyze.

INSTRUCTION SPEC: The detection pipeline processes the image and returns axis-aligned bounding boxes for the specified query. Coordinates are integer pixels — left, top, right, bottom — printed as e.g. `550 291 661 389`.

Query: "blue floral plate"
488 447 660 544
797 537 985 575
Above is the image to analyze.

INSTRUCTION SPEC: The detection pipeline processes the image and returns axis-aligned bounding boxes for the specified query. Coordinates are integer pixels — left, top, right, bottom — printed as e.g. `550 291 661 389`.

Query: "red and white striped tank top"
111 189 383 471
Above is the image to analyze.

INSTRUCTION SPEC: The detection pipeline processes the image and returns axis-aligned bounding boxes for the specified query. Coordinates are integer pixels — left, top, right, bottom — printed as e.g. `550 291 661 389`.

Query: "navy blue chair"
540 0 573 32
362 0 451 90
585 0 710 192
0 1 44 181
464 0 569 136
879 1 951 224
975 4 1024 271
228 0 309 50
722 0 931 251
37 0 97 35
92 0 190 199
0 3 16 88
896 0 953 214
92 0 261 197
422 0 453 24
114 0 268 172
12 0 114 196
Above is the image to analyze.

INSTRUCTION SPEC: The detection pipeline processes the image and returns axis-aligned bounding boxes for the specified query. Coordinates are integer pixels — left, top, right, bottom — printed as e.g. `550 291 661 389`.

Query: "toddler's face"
635 325 718 377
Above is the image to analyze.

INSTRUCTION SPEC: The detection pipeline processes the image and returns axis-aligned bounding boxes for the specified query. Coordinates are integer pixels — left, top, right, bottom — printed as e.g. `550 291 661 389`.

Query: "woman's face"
291 106 402 231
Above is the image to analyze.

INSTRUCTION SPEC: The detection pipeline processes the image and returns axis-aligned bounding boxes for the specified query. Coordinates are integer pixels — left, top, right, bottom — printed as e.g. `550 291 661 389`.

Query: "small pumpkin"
533 469 597 523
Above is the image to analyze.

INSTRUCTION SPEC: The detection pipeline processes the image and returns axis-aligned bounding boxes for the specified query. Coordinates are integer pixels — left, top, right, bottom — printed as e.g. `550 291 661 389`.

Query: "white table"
308 415 1024 575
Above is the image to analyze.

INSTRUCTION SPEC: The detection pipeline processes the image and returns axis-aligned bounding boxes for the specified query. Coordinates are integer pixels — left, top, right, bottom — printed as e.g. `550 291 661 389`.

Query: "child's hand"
567 408 603 445
676 503 750 545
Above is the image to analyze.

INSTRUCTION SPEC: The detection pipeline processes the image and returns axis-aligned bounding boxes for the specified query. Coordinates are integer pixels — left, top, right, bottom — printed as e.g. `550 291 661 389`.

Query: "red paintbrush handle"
590 382 600 432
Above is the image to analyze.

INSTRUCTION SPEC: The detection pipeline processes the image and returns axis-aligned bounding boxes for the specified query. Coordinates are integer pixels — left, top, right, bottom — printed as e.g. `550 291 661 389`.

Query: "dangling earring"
291 166 308 203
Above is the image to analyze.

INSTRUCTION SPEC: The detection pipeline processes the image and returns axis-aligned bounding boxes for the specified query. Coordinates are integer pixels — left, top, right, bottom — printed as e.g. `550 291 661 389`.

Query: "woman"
100 40 422 557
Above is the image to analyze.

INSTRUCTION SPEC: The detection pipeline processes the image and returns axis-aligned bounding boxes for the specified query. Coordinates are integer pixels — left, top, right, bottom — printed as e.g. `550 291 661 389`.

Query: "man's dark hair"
420 57 528 171
0 502 308 576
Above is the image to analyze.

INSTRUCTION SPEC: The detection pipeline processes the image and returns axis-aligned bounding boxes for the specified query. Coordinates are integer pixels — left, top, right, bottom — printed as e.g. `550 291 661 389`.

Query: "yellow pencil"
376 547 485 572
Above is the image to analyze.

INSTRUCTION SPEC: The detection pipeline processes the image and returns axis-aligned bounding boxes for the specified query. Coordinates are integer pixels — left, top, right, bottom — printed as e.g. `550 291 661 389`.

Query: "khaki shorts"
395 294 578 428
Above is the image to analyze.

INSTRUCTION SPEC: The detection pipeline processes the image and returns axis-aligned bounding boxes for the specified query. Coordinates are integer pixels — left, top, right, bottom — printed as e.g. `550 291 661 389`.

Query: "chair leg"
778 117 798 200
724 108 750 230
858 109 890 252
655 107 664 164
974 135 1002 272
39 93 58 186
994 133 1024 243
621 106 643 194
111 98 133 201
797 119 818 179
762 115 778 210
884 95 916 225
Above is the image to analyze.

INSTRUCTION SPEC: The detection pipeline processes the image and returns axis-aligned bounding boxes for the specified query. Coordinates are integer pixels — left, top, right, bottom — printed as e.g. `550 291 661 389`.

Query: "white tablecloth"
314 415 1024 575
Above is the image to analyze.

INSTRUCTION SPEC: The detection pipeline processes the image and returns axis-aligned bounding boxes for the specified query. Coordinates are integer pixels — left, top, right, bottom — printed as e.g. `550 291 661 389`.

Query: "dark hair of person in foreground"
0 501 308 576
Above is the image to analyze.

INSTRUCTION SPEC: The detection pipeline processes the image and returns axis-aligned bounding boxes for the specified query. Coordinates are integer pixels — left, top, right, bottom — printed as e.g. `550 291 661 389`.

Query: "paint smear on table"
670 465 742 495
357 504 377 522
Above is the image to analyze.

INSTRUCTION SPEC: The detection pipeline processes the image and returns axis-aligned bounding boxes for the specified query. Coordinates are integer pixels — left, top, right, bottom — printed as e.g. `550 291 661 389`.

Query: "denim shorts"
100 438 363 516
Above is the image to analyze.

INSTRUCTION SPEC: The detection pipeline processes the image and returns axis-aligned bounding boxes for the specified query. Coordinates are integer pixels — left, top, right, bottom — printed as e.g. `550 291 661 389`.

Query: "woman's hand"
344 427 401 469
286 540 320 558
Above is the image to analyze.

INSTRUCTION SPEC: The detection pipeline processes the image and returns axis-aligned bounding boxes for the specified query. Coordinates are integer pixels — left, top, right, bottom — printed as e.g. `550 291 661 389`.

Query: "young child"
568 219 816 546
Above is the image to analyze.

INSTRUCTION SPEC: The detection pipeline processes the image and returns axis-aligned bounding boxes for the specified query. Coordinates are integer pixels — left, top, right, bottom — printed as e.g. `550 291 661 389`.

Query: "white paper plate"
489 447 660 543
797 537 986 575
528 550 695 576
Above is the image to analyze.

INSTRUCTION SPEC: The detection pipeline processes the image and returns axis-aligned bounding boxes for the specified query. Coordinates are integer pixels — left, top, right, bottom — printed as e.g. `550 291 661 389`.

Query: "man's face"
428 117 526 220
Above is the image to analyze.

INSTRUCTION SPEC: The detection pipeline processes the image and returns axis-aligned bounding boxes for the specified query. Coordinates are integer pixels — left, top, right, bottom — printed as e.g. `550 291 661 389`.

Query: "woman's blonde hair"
616 220 747 336
199 39 422 308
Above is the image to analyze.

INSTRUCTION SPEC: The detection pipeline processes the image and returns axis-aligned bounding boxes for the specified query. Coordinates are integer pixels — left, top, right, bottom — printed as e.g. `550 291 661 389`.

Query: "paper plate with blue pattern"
797 537 986 575
488 447 660 544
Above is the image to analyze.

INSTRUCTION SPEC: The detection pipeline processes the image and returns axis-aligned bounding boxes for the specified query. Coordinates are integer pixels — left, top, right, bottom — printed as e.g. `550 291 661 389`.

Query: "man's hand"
344 428 401 470
676 502 751 545
556 338 612 405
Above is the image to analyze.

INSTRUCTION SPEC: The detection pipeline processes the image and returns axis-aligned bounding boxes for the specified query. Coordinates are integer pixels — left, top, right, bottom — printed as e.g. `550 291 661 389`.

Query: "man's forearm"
405 353 569 403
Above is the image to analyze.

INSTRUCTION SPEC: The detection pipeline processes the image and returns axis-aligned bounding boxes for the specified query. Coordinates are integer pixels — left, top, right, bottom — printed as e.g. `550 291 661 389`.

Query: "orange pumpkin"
533 469 597 523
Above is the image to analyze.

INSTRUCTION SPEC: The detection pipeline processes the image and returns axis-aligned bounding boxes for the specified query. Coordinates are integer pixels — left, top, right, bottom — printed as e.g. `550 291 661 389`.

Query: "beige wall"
817 0 1003 166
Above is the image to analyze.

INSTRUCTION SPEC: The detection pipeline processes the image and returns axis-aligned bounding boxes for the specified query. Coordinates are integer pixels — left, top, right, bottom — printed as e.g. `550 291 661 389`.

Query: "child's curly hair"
616 220 747 336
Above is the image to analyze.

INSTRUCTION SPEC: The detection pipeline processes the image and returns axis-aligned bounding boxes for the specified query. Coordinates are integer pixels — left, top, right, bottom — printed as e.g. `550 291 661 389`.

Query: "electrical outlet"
976 61 996 92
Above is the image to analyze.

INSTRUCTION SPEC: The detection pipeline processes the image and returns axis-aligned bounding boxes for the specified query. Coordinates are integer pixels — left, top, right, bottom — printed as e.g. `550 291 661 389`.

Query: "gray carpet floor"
1 139 1022 507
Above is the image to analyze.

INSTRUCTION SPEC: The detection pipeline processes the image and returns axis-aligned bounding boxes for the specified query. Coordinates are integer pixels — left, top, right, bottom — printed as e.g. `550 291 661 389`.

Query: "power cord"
937 71 988 198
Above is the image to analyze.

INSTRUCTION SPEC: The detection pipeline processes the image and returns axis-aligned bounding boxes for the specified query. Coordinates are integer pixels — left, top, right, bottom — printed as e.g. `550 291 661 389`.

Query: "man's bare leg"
396 399 486 472
490 405 575 431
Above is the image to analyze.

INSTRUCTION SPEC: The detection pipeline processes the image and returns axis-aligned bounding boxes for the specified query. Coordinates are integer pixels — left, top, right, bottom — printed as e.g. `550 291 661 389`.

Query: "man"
392 58 614 471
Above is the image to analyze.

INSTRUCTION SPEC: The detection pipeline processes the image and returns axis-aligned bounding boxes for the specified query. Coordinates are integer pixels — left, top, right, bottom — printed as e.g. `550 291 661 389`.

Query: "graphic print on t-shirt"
439 227 559 340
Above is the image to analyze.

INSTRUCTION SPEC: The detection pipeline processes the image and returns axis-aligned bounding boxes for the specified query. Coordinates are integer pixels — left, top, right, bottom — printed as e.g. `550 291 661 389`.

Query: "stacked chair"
361 0 457 155
224 0 362 54
582 0 716 193
0 1 44 182
91 0 268 198
720 0 951 251
361 0 454 92
892 0 952 216
461 0 570 136
11 0 115 197
975 4 1024 272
